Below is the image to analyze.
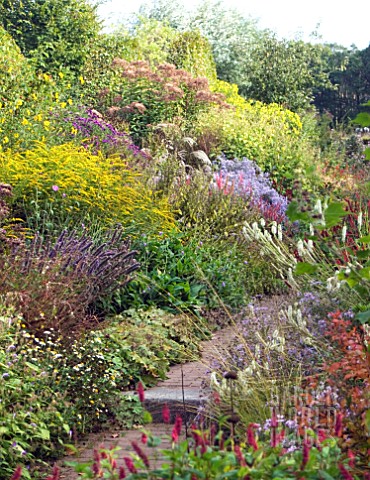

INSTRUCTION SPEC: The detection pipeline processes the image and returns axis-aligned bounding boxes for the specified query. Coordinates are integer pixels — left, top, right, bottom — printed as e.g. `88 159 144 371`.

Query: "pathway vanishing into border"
58 325 235 478
57 296 288 478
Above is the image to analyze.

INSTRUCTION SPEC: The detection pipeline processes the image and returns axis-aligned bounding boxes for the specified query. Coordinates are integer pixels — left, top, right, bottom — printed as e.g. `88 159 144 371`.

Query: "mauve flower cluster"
63 108 146 157
212 157 288 223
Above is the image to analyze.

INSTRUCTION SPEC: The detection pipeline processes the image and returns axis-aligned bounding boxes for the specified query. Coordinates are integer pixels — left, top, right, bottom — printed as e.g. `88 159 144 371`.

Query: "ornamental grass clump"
0 142 175 234
0 226 139 333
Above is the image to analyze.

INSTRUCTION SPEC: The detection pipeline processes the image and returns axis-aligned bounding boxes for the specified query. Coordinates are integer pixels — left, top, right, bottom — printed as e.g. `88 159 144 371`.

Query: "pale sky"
98 0 370 50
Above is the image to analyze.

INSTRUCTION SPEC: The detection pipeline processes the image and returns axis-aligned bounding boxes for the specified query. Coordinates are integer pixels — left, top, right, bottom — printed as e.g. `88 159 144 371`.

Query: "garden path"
57 296 287 478
57 325 235 478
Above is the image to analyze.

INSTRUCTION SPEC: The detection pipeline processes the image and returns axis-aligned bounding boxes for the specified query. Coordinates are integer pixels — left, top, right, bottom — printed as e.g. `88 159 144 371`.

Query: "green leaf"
352 111 370 127
295 262 318 275
356 249 370 259
39 428 50 440
358 235 370 243
365 147 370 161
25 361 40 372
358 266 370 279
318 471 336 480
355 310 370 324
324 202 348 228
286 202 309 222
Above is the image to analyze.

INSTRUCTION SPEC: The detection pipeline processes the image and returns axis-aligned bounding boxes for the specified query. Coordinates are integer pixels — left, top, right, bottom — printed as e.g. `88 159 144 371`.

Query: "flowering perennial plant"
212 157 288 222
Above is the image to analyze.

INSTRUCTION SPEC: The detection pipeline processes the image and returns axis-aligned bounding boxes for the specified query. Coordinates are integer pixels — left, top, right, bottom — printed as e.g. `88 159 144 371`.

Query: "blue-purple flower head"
212 156 288 222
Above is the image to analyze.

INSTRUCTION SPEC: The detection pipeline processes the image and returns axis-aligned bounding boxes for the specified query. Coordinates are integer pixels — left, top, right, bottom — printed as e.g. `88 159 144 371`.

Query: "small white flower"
314 199 322 215
357 212 363 231
260 218 266 227
277 224 283 241
341 225 347 243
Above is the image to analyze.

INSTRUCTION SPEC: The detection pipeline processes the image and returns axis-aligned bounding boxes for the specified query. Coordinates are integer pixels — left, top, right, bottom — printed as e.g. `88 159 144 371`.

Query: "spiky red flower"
247 423 258 451
124 457 137 473
347 449 356 468
10 466 22 480
118 466 126 479
162 403 170 423
171 415 182 442
338 464 354 480
46 465 60 480
137 381 145 403
301 440 310 470
131 441 150 468
234 444 247 467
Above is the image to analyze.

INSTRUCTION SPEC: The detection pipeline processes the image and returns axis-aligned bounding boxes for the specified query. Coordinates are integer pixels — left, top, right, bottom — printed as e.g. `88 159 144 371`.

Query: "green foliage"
0 26 34 102
196 98 321 189
0 308 70 477
239 36 333 111
68 430 357 480
0 0 101 74
99 59 225 144
139 0 265 88
168 30 217 81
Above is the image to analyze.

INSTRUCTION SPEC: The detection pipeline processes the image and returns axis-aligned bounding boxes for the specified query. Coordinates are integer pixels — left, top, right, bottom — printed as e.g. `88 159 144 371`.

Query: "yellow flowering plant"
0 142 175 235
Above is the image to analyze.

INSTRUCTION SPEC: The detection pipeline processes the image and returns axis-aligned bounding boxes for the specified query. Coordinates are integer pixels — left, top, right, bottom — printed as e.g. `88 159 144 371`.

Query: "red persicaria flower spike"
92 461 101 476
277 429 285 444
50 465 60 480
131 441 150 468
137 381 145 403
270 408 278 428
234 444 247 467
175 415 182 433
347 449 356 468
141 433 148 444
301 440 310 470
162 403 170 423
10 466 22 480
338 464 355 480
247 424 258 451
93 448 100 462
171 426 179 442
335 412 344 437
119 466 126 479
317 429 327 443
124 457 137 474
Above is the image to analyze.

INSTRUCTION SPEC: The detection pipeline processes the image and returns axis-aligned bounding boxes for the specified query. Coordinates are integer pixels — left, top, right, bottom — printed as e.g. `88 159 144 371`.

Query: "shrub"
0 142 175 234
99 59 228 144
0 307 71 477
0 26 34 103
0 0 101 74
196 86 322 190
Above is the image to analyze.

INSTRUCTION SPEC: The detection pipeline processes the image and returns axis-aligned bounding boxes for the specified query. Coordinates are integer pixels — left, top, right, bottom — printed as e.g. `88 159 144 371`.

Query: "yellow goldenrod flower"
67 98 73 105
3 136 9 144
58 71 64 79
79 75 85 85
31 93 37 100
21 118 29 126
60 102 67 108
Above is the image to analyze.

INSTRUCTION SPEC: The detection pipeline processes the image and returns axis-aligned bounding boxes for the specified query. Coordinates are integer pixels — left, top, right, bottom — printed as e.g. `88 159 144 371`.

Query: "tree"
139 0 266 87
0 0 101 73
